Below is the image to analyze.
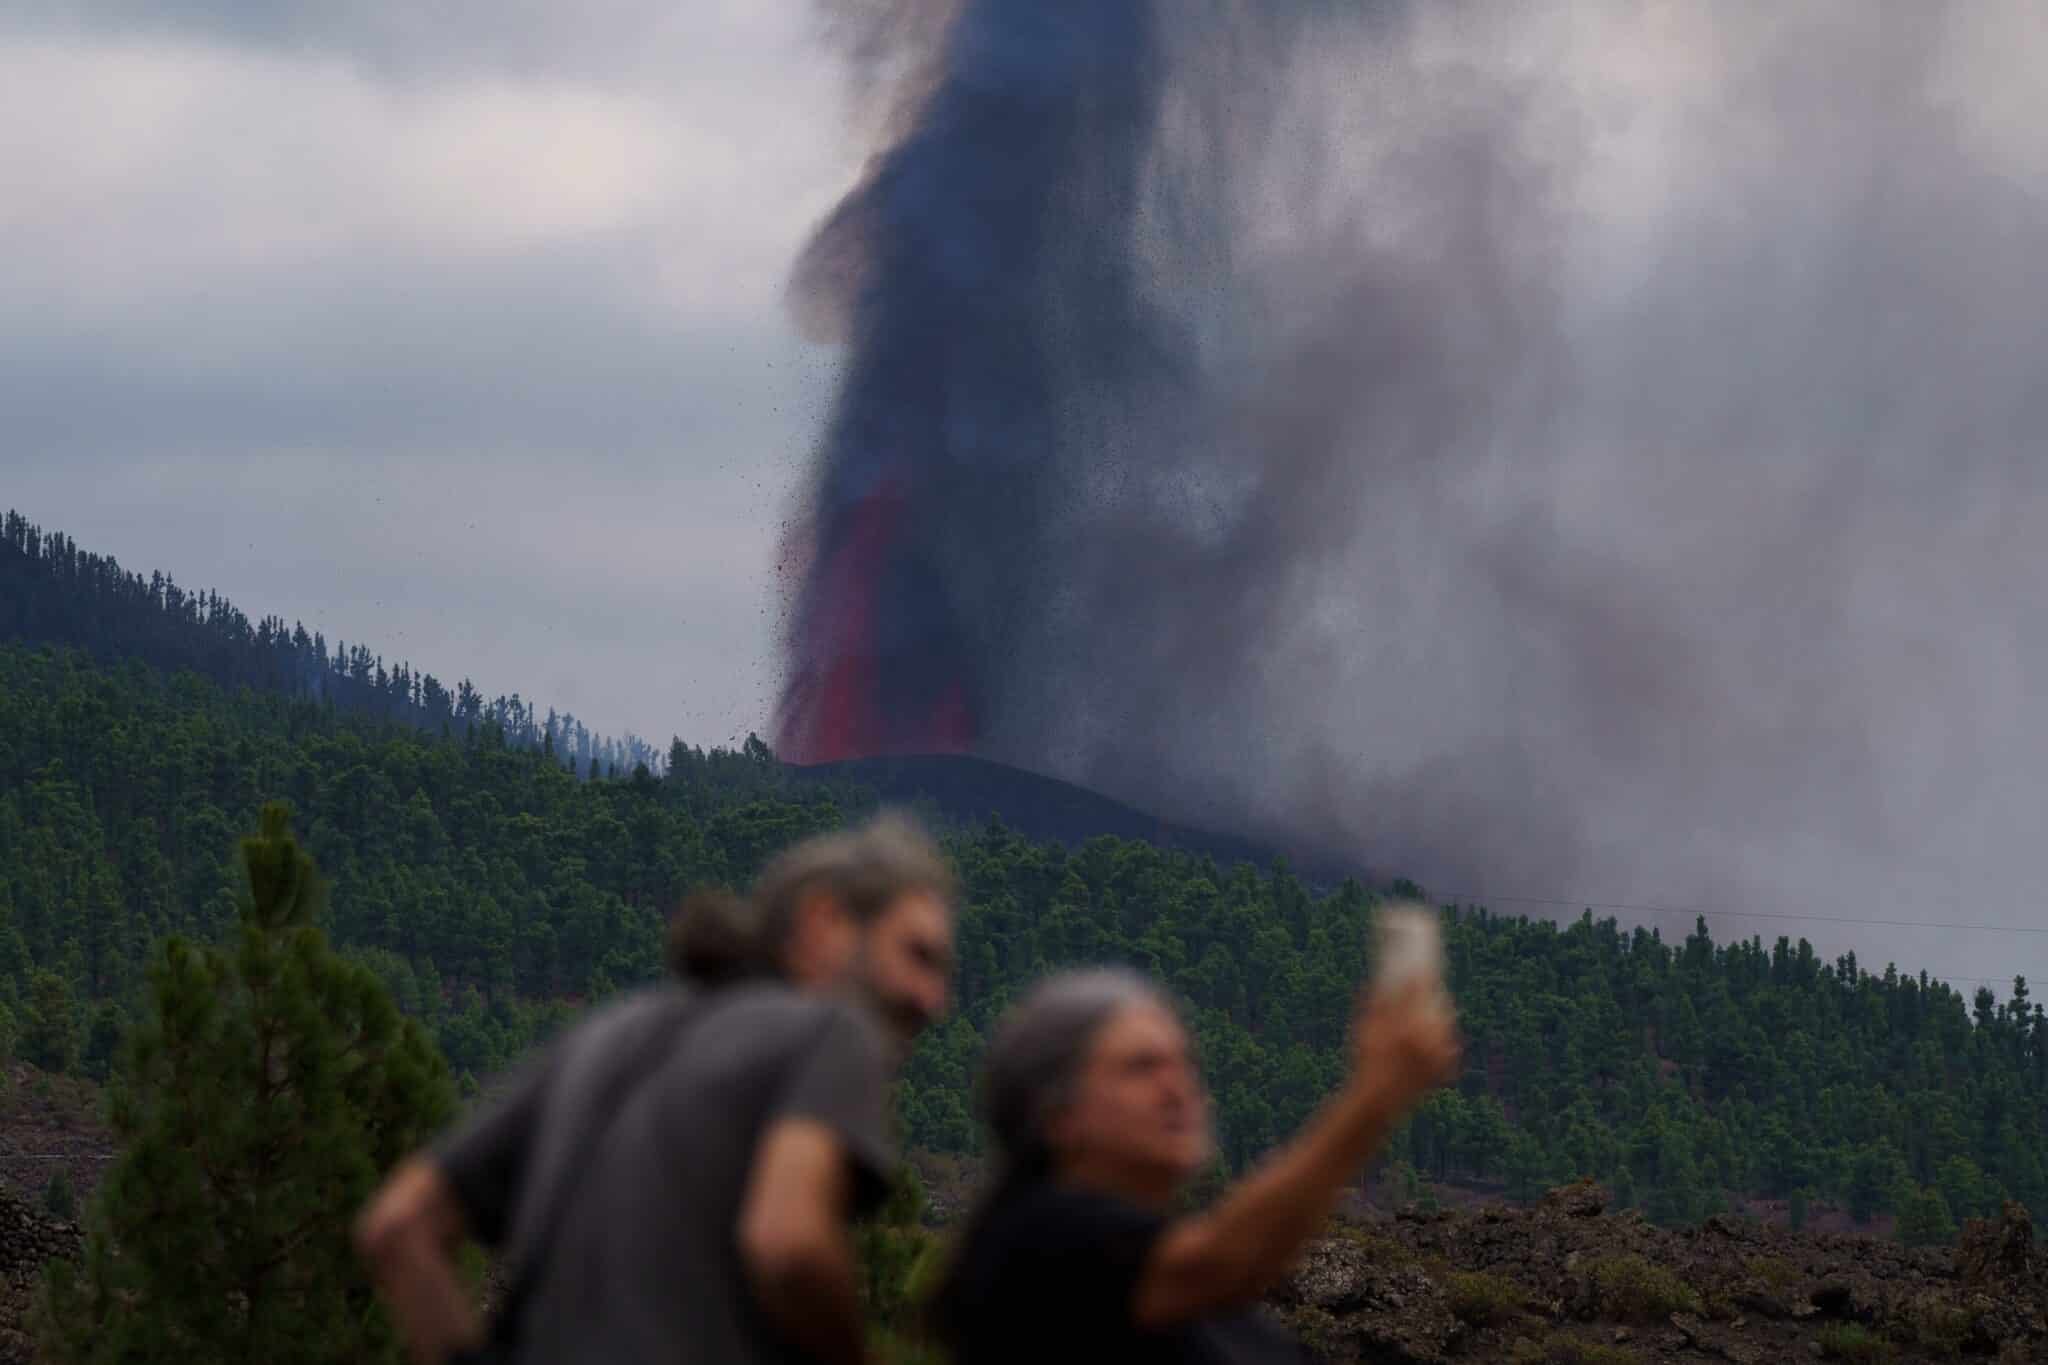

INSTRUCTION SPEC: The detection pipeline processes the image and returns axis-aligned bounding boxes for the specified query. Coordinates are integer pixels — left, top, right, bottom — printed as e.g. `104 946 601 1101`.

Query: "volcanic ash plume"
776 0 1176 764
780 0 2048 975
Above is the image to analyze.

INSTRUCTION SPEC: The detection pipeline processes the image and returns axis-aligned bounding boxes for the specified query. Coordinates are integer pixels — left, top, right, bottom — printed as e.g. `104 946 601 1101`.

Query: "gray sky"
5 2 2045 995
2 1 862 747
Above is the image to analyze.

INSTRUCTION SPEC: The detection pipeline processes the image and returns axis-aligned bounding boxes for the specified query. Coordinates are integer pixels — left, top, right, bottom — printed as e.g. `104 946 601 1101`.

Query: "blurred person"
356 811 957 1365
930 964 1459 1365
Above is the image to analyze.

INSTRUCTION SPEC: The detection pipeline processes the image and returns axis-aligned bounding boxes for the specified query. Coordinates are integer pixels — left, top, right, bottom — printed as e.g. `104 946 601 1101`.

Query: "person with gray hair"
356 810 957 1365
930 961 1459 1365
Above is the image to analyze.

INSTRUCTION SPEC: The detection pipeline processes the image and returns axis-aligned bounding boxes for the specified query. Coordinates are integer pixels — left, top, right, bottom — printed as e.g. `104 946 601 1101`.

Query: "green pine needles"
37 803 455 1365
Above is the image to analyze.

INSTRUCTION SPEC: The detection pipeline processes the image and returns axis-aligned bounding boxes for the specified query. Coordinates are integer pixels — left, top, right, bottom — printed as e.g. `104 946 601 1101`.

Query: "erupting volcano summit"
774 0 1161 764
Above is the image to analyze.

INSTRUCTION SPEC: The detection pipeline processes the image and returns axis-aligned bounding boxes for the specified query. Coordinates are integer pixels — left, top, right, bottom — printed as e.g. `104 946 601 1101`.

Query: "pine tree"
1897 1184 1957 1248
22 969 77 1074
37 803 456 1365
856 1167 937 1342
1506 1132 1549 1203
1377 1158 1423 1207
81 1002 125 1083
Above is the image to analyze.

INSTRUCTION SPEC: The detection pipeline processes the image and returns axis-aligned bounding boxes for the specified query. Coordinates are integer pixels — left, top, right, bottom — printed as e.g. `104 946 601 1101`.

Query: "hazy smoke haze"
784 0 2048 986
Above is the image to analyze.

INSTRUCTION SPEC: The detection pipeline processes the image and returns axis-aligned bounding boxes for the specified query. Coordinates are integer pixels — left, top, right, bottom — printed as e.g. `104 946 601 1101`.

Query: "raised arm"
1133 979 1461 1328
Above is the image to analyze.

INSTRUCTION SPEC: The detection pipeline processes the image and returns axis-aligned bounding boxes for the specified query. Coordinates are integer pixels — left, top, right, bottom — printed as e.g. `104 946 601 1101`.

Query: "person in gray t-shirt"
355 813 957 1365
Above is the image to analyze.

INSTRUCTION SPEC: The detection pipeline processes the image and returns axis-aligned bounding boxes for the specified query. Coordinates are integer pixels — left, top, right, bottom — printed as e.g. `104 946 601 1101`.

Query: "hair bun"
665 888 769 987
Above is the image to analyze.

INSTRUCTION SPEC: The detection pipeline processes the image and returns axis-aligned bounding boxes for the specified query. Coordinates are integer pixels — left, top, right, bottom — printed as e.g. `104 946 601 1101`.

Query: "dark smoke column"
777 2 1164 765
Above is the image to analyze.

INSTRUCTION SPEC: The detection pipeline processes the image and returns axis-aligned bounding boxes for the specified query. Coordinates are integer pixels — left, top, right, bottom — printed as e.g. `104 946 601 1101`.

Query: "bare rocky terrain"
4 1175 2044 1363
0 1192 77 1364
0 1071 112 1217
1272 1181 2046 1364
8 1076 2042 1365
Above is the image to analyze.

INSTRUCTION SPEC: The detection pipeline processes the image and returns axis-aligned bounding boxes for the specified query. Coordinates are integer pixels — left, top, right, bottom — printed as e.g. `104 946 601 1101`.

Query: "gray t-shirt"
432 982 896 1365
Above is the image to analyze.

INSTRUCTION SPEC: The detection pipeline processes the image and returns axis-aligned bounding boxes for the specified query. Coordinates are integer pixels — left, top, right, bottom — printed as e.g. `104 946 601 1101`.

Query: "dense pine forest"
4 514 2045 1246
1 509 661 778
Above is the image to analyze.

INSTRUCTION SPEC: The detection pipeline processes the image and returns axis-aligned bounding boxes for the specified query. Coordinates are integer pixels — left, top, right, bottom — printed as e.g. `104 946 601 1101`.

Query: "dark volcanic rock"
787 753 1359 879
1269 1184 2048 1364
1955 1200 2037 1287
0 1189 80 1364
1274 1236 1460 1363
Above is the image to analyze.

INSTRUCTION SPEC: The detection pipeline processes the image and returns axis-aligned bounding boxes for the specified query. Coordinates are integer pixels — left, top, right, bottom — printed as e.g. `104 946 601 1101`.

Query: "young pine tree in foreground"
857 1168 947 1365
38 802 456 1365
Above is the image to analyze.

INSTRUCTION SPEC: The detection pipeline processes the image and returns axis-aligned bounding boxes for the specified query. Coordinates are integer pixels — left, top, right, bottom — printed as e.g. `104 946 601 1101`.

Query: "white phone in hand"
1374 903 1444 992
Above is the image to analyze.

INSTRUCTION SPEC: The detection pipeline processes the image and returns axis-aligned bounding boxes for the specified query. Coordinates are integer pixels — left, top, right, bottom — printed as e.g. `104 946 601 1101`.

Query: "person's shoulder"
698 980 813 1027
581 982 693 1036
950 1183 1165 1319
689 982 871 1053
994 1182 1166 1249
527 984 666 1053
531 984 691 1076
710 984 884 1039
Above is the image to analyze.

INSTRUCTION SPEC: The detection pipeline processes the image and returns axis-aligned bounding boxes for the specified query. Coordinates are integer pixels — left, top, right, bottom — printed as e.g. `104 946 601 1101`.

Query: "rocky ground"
0 1190 78 1365
0 1069 112 1217
0 1069 105 1362
1271 1181 2046 1364
6 1129 2042 1365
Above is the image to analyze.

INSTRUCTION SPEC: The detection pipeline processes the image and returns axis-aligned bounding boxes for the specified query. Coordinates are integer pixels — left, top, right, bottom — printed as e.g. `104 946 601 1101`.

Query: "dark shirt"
432 982 895 1365
941 1183 1305 1365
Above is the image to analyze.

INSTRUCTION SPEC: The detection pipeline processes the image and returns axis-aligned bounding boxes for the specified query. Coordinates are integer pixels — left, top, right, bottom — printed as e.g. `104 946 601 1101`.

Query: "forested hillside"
3 637 2044 1237
1 510 659 777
